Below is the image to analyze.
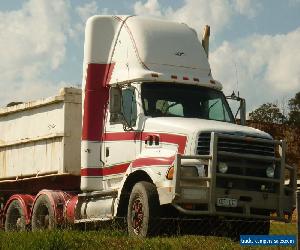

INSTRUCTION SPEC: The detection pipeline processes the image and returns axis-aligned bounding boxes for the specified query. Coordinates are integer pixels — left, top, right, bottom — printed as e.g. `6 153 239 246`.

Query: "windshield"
141 82 235 123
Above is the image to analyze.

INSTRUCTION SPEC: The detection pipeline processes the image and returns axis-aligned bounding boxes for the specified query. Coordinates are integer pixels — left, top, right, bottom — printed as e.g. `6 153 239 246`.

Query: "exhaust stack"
202 25 210 58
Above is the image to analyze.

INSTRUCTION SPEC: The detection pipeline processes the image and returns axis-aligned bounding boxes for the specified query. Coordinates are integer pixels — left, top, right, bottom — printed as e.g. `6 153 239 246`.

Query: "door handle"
145 134 160 146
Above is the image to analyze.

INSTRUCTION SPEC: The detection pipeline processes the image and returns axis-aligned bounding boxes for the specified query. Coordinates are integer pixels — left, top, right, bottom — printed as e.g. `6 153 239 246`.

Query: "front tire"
5 200 26 231
31 194 56 231
127 181 160 237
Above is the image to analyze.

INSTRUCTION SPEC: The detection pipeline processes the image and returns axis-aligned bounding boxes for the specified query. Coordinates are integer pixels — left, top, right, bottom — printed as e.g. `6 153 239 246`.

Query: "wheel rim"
131 198 144 234
7 207 24 231
36 205 50 229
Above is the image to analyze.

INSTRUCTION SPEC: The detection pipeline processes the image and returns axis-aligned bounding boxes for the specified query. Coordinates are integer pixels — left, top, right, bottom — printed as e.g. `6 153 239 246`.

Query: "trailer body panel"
0 88 82 181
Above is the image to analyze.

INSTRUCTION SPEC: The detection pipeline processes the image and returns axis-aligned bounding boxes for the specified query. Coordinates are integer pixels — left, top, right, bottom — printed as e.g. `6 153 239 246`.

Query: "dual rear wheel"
4 200 26 231
5 195 56 231
5 183 159 235
31 194 56 231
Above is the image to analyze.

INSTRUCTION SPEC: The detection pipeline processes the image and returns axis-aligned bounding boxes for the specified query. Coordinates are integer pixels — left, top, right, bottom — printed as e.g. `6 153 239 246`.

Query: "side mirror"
239 98 246 126
226 91 246 126
122 88 137 128
109 87 122 123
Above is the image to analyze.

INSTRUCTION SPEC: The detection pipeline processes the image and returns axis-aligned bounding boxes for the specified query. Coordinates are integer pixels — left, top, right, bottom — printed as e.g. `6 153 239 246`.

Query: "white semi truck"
0 15 296 236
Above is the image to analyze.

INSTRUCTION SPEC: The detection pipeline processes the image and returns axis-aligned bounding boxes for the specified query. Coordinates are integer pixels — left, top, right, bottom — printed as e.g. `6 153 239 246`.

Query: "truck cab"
79 15 296 236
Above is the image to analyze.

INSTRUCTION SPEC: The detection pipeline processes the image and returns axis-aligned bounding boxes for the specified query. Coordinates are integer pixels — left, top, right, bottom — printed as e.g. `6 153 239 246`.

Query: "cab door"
102 86 140 188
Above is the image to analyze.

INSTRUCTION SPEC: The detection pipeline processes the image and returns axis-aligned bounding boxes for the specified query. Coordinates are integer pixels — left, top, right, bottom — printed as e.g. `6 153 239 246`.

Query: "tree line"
249 91 300 126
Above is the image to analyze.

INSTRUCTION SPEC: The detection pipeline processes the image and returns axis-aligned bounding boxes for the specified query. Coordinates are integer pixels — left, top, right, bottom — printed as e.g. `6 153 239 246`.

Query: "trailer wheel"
127 181 160 237
4 200 26 231
31 195 56 231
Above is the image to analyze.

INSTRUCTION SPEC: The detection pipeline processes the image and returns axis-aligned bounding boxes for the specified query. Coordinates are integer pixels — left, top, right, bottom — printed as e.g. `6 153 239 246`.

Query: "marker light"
166 166 174 180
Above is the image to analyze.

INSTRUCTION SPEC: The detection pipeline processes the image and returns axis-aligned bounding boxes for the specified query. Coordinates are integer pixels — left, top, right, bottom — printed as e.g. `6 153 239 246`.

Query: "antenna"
234 62 239 94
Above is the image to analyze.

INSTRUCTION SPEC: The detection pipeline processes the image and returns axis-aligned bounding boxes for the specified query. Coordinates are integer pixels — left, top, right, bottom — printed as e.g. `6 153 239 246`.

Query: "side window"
122 88 137 126
208 98 223 120
208 98 231 122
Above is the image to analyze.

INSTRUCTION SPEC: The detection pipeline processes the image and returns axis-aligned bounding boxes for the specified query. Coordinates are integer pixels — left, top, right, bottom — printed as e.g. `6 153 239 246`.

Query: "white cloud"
134 0 162 17
76 1 99 22
210 28 300 112
288 0 300 6
134 0 233 35
167 0 233 36
232 0 261 18
2 80 69 105
70 1 109 39
0 0 71 106
134 0 262 36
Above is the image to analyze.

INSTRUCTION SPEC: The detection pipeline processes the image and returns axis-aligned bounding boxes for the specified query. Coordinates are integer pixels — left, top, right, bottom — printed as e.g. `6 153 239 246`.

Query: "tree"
249 103 286 124
288 92 300 126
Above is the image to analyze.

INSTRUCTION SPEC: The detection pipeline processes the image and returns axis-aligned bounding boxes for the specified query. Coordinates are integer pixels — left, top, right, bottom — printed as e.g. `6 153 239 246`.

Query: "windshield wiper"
208 100 219 111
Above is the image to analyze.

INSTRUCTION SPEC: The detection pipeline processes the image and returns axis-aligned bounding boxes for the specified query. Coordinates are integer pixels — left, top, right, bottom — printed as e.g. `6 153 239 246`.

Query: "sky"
0 0 299 114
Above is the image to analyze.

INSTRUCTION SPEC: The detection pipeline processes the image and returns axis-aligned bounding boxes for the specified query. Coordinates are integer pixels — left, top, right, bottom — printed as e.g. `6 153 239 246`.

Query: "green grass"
270 221 297 235
0 230 242 250
0 222 296 250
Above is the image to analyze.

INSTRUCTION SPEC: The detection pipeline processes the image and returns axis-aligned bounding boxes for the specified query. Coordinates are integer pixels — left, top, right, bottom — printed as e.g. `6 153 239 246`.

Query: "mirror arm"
226 92 246 125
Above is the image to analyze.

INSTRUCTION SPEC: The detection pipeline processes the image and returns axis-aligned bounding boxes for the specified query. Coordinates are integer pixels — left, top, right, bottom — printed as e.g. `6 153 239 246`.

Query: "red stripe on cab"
142 132 187 154
82 63 115 141
81 163 130 177
104 132 187 154
104 131 142 141
132 156 175 168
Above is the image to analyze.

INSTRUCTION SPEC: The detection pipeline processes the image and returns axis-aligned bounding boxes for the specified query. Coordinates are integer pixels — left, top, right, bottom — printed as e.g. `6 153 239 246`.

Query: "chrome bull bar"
172 132 296 222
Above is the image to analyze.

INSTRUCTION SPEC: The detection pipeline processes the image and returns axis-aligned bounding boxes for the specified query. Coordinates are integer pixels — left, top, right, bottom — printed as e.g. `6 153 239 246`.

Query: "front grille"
197 132 277 193
197 132 211 155
216 177 276 193
197 132 275 157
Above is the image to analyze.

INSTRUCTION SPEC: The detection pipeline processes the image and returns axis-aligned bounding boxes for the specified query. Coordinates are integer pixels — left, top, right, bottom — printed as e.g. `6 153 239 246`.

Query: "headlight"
218 162 228 174
266 166 275 178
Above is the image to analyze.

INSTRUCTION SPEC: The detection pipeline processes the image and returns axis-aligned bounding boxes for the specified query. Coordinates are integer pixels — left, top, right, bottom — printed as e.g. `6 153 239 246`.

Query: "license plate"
217 198 237 207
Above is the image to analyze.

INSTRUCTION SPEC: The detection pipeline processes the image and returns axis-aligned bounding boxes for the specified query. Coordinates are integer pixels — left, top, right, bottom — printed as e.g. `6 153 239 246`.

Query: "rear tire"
31 194 56 231
5 200 26 231
127 181 160 237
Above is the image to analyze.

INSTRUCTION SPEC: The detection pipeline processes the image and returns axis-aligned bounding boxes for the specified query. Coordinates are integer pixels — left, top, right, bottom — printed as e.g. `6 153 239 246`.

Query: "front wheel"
127 181 160 237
